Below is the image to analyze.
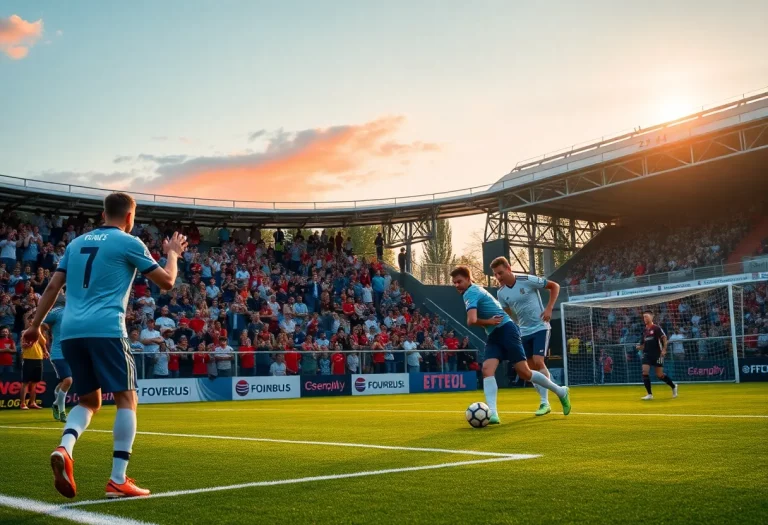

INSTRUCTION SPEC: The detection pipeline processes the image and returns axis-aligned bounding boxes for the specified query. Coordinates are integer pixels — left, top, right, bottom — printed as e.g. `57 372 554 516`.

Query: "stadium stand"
558 205 764 291
0 211 480 378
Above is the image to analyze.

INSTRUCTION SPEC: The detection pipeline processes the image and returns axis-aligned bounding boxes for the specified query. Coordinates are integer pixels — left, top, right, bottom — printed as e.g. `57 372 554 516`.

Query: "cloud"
248 129 267 142
144 116 440 201
0 15 43 60
113 155 133 164
56 29 63 37
150 136 169 142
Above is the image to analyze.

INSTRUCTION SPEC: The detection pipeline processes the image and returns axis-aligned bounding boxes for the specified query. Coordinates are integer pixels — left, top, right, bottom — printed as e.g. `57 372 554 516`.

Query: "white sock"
111 409 137 484
531 370 566 398
483 376 498 416
56 388 67 412
534 384 549 404
59 405 93 457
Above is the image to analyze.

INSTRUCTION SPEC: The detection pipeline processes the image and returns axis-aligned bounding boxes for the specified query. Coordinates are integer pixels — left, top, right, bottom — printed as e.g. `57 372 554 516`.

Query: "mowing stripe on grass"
64 456 530 508
0 494 157 525
180 407 768 419
0 426 531 458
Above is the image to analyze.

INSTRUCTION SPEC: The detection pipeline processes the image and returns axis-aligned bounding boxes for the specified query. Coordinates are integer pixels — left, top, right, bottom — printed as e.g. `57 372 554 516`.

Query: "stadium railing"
129 349 481 380
565 257 768 298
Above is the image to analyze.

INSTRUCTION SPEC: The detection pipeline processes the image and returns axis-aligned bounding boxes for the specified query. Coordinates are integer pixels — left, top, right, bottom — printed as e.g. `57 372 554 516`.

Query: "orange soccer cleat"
105 477 151 499
50 447 76 499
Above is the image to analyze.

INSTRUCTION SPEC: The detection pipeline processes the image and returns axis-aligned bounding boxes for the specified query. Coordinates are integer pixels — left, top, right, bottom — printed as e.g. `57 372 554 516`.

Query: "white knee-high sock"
111 409 137 484
59 405 93 457
483 376 499 416
531 370 566 398
56 388 67 411
533 367 550 404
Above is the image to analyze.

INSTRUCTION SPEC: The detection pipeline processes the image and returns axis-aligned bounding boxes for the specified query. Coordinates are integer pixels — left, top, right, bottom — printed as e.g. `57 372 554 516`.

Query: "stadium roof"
2 89 767 228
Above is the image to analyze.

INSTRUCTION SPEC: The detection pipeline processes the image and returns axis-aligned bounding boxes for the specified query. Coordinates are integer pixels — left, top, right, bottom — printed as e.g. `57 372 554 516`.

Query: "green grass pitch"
0 383 766 524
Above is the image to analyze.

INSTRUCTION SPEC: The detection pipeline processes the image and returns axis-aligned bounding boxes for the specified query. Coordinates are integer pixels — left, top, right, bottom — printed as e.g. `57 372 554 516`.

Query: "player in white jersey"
491 257 561 416
24 192 187 500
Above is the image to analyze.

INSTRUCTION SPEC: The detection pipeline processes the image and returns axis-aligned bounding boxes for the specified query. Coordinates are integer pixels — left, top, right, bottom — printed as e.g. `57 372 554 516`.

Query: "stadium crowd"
0 210 481 379
562 211 755 288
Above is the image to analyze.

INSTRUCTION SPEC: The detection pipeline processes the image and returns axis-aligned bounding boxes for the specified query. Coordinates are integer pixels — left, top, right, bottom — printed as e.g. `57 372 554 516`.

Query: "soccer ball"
465 402 490 428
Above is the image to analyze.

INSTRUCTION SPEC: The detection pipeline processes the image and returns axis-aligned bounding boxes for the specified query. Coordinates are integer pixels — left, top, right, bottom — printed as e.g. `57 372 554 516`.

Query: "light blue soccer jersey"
44 306 64 360
462 284 512 335
56 226 159 340
496 275 550 337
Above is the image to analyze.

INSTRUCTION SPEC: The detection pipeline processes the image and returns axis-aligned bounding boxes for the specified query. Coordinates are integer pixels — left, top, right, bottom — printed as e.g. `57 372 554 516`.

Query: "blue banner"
739 357 768 382
409 372 478 393
300 375 351 397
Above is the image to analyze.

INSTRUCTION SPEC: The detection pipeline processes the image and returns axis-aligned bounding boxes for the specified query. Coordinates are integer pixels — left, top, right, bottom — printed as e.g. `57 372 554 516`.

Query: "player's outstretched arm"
145 232 188 292
23 271 66 345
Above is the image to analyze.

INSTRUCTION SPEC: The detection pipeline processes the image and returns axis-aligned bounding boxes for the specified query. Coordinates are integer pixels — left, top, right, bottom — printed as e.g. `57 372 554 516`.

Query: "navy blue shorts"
62 338 137 396
51 359 72 380
522 329 551 359
484 322 526 364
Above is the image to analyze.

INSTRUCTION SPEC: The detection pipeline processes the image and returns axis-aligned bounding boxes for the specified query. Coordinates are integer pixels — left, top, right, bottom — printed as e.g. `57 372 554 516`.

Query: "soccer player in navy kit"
491 257 562 416
450 265 571 425
24 192 187 499
636 310 678 400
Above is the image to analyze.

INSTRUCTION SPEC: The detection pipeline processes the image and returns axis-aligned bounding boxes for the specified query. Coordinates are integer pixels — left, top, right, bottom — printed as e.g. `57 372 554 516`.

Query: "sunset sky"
2 1 767 254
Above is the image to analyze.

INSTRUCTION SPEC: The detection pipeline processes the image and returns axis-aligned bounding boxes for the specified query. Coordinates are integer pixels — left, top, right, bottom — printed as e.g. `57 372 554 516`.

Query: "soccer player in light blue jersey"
45 293 69 423
492 257 561 416
451 265 570 424
24 192 187 500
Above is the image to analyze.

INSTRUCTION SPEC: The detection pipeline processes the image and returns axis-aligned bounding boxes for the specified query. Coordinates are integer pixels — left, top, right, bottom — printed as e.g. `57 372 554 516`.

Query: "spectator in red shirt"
371 334 385 374
284 347 300 376
238 334 255 376
0 326 16 375
192 342 210 377
331 347 346 375
444 330 459 372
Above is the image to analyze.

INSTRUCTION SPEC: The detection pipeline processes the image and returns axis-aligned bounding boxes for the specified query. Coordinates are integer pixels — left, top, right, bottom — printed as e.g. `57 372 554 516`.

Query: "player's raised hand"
164 232 188 255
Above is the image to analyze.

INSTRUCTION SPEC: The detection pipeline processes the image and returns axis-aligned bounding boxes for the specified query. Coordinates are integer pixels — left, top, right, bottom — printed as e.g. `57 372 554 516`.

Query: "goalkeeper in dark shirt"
636 311 678 400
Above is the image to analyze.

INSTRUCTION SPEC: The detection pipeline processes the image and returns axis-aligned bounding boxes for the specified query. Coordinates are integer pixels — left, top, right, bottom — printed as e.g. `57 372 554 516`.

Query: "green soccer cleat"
559 387 572 416
488 413 501 425
535 403 551 416
59 410 67 423
52 404 60 421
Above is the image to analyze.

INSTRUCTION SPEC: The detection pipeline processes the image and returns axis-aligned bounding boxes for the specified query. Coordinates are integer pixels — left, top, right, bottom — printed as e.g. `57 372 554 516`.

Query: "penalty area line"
0 426 528 458
0 494 158 525
64 456 534 508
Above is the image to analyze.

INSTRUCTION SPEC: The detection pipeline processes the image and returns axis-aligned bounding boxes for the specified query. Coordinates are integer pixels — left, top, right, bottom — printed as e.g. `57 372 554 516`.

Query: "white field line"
0 426 530 458
65 456 527 508
0 494 158 525
146 407 768 419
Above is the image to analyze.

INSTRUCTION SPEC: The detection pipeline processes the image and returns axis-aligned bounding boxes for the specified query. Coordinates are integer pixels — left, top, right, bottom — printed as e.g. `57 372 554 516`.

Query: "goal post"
561 285 747 386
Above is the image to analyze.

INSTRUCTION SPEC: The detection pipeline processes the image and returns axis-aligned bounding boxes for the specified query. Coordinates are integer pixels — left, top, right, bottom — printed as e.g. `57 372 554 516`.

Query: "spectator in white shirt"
280 314 296 334
667 329 685 359
347 351 360 373
140 319 163 379
155 306 176 332
137 289 156 321
362 283 373 306
404 336 421 372
214 337 234 377
270 353 287 376
364 314 379 335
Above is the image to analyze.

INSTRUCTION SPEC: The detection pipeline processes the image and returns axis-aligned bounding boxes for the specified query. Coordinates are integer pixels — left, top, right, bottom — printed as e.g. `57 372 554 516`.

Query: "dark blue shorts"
522 329 551 359
51 359 72 380
484 322 526 364
62 338 136 396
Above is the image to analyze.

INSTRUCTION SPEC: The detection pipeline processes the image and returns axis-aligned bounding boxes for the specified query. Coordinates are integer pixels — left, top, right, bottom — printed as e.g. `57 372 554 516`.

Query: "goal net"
561 285 743 386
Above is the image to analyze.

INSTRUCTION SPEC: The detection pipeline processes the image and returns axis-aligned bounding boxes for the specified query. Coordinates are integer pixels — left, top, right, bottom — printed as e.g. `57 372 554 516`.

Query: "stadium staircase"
726 215 768 264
